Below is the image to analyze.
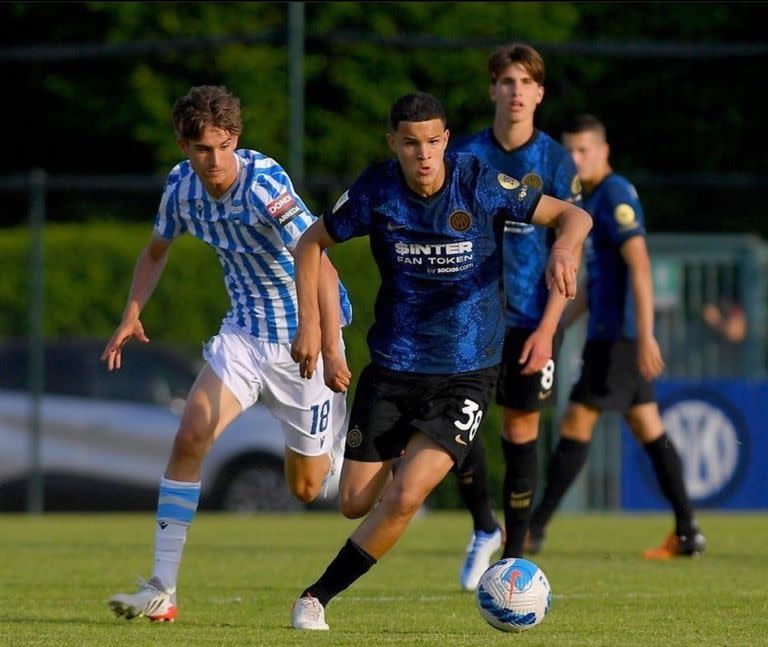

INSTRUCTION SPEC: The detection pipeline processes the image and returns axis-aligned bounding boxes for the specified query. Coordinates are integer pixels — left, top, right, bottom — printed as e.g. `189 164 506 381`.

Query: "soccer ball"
476 557 552 632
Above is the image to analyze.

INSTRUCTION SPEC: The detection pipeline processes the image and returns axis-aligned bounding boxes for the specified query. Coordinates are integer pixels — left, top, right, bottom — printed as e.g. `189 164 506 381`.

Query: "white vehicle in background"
0 337 340 512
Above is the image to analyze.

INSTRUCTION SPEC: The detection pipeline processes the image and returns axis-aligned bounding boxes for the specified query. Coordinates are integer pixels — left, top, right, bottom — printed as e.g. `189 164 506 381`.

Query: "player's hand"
290 324 322 379
322 349 352 393
100 318 150 371
546 246 578 299
519 328 553 376
637 335 664 381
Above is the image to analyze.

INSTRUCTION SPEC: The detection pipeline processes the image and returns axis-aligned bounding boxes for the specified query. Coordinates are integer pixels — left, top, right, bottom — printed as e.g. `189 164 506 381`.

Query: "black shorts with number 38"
495 326 565 411
344 363 500 466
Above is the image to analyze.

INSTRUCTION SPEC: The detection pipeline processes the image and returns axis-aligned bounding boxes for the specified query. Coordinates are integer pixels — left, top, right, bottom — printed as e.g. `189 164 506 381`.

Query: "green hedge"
1 222 508 509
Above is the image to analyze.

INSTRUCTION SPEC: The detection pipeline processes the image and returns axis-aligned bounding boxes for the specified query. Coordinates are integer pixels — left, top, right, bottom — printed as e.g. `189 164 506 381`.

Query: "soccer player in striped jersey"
448 43 583 589
526 114 706 559
103 86 353 623
288 92 592 630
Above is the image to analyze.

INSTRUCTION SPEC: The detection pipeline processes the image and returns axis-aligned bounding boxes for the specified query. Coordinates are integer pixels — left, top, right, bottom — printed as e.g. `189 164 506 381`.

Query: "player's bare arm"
531 195 592 298
561 279 588 329
519 287 568 375
622 236 664 380
100 234 172 371
290 216 336 379
318 253 352 392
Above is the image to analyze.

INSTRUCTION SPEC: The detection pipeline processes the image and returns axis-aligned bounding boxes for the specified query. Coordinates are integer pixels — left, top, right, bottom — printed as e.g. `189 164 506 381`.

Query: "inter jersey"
582 173 645 340
154 149 352 343
450 129 581 329
324 152 541 374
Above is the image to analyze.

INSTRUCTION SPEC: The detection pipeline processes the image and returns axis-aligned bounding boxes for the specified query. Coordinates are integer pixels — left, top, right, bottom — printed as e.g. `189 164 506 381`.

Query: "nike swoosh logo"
538 390 552 400
387 222 406 231
454 434 467 446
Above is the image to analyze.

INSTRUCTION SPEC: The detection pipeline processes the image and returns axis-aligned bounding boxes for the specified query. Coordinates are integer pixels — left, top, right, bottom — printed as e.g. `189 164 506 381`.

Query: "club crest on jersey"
449 210 472 232
266 192 302 227
522 172 543 190
333 190 350 213
497 173 520 190
614 203 637 228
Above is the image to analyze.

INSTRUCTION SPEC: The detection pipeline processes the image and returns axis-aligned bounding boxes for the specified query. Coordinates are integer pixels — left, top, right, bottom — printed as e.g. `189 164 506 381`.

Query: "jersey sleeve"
604 180 646 245
246 160 316 249
153 166 186 240
322 168 376 243
485 167 542 224
553 155 583 207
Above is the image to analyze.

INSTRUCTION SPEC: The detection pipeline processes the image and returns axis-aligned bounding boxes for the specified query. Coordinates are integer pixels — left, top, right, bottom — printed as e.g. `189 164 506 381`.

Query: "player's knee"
288 474 324 504
173 420 215 459
381 483 423 518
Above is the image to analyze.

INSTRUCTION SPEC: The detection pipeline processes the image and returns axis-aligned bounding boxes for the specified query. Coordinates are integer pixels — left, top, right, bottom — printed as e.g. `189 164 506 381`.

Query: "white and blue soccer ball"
476 557 552 632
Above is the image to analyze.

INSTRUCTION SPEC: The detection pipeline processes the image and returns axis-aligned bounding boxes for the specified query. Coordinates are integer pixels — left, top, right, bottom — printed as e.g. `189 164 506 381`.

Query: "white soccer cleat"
108 576 178 622
291 595 329 630
459 526 503 591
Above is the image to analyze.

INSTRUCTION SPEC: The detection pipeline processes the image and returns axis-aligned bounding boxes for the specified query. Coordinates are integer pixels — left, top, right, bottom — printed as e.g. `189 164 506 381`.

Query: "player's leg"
499 408 541 558
109 359 245 622
454 435 502 591
259 340 350 503
292 433 455 630
526 402 597 552
338 458 394 519
492 327 563 561
626 402 706 559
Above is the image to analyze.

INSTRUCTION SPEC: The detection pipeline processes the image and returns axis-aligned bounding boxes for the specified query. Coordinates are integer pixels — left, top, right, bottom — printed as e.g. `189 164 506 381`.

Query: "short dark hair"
172 85 243 141
389 92 447 131
563 113 607 141
488 43 545 85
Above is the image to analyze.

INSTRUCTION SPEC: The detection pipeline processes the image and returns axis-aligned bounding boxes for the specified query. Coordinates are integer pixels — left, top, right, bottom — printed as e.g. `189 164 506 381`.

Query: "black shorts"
495 326 565 411
344 363 500 466
569 338 655 412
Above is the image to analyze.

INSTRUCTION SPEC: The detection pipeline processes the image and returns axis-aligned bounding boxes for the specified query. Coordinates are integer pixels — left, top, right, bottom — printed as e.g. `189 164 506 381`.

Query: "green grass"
0 511 766 646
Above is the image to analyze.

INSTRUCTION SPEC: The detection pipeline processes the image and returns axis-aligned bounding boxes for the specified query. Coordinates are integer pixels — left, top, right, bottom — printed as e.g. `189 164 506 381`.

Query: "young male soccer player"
449 43 583 589
104 85 352 622
526 114 706 559
288 92 592 630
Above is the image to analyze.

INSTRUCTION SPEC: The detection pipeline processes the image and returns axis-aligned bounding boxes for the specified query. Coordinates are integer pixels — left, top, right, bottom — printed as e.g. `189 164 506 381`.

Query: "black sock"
453 435 498 533
501 438 538 558
530 437 590 534
302 539 377 607
643 433 695 536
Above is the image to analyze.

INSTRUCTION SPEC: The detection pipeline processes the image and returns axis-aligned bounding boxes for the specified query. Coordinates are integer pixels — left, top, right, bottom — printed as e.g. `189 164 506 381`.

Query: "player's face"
562 131 609 186
386 119 449 197
490 63 544 126
179 125 240 197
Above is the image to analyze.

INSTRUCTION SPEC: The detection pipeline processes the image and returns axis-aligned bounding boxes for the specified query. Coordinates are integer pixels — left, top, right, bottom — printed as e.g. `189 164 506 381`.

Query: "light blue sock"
152 477 201 591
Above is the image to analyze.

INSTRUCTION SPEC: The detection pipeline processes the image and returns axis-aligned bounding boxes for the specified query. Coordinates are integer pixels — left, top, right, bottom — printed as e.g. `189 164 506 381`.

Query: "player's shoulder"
449 128 491 153
163 159 193 192
602 172 640 203
535 130 575 166
237 149 287 177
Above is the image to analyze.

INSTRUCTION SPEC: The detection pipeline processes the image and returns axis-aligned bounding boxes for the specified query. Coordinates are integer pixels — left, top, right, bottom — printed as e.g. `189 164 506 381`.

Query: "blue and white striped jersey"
154 149 352 343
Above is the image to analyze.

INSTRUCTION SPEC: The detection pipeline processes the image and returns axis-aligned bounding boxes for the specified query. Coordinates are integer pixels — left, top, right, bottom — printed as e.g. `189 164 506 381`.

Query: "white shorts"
203 323 347 457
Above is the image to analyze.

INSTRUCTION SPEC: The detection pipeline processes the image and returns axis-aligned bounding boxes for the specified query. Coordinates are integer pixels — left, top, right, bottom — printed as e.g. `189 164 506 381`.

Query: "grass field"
0 511 766 646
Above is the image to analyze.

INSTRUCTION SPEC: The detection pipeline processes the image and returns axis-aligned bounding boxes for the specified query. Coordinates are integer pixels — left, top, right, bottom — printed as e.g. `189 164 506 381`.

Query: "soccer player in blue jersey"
102 86 353 622
449 43 583 589
526 114 706 559
287 92 592 630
